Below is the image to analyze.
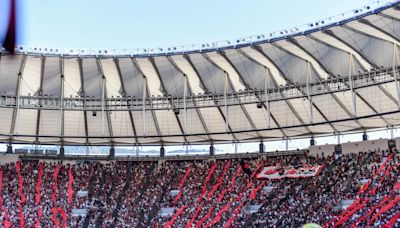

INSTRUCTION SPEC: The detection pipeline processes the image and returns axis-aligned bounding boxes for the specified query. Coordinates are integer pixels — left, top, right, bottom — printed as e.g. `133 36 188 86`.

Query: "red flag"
0 170 2 207
207 161 230 200
164 205 186 228
2 206 11 228
185 203 203 228
3 0 16 53
196 207 213 228
173 166 191 204
52 165 61 203
35 208 42 228
68 167 74 205
206 202 232 227
36 162 44 205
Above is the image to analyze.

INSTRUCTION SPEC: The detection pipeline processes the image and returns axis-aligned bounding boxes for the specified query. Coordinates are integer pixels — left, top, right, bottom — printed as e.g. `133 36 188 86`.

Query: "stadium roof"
1 1 400 146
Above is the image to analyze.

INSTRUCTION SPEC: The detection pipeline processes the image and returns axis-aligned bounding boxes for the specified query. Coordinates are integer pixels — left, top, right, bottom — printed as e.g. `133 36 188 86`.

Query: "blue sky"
2 0 371 49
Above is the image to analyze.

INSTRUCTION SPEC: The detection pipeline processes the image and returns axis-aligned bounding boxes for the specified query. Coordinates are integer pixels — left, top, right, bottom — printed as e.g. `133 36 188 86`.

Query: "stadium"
1 0 400 227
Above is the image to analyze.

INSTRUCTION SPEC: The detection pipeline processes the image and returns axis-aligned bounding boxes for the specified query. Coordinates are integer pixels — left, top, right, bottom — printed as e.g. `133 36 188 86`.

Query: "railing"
0 66 397 111
18 149 306 161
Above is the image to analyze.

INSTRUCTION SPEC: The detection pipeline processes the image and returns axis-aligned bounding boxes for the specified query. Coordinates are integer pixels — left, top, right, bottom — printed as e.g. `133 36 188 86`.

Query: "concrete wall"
341 139 388 154
396 137 400 151
0 153 19 164
309 144 335 157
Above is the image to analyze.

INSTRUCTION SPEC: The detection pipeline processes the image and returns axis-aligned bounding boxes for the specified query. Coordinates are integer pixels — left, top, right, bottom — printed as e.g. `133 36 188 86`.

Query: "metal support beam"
35 56 46 145
183 74 188 134
184 54 237 142
10 55 27 140
168 56 212 142
113 58 139 145
306 61 313 123
348 54 357 117
224 72 229 131
77 58 90 153
394 44 400 109
131 58 163 143
265 67 271 128
60 57 65 145
148 57 188 144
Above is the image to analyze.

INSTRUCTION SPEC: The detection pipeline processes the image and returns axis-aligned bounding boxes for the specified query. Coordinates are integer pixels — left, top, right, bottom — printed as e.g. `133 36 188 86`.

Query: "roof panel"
0 108 13 135
118 58 145 98
100 58 122 97
42 57 61 96
188 53 231 94
63 58 81 97
81 58 101 97
153 57 184 96
20 56 41 96
330 26 393 68
63 111 86 137
0 55 21 94
38 110 61 136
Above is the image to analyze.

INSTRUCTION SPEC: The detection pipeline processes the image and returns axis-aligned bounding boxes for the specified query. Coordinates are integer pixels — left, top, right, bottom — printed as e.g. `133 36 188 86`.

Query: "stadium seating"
0 149 399 227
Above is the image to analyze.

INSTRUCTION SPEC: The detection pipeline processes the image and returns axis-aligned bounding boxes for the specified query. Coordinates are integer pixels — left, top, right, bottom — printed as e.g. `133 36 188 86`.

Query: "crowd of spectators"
0 149 399 227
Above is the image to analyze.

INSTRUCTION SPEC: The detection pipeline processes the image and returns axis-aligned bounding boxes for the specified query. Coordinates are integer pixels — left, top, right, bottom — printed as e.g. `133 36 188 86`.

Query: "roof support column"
60 70 65 143
183 74 188 134
264 67 271 128
14 72 22 134
393 44 400 109
348 53 357 117
224 72 229 132
142 76 147 136
101 75 105 136
306 61 313 124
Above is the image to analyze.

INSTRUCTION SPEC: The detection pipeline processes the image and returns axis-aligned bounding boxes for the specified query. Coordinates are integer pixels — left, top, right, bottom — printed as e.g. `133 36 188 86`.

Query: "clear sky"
0 0 399 153
1 0 374 49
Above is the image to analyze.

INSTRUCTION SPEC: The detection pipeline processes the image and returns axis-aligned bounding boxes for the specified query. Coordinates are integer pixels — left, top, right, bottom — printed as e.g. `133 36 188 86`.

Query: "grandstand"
1 0 400 227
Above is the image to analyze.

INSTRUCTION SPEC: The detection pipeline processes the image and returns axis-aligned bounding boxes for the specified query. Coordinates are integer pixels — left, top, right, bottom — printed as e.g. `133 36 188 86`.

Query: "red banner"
249 181 266 200
334 198 369 227
383 211 400 228
36 162 44 205
196 207 213 228
35 208 42 228
224 200 245 228
68 167 74 205
207 161 230 200
16 161 25 227
186 203 203 228
206 202 232 227
352 196 390 227
2 205 11 228
198 162 218 203
52 165 61 203
218 166 241 202
368 196 400 226
0 170 2 207
164 205 186 228
174 166 191 204
257 165 323 179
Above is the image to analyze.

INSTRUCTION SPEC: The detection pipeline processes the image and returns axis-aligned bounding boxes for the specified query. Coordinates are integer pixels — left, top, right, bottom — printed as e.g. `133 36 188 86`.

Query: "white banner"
256 165 323 179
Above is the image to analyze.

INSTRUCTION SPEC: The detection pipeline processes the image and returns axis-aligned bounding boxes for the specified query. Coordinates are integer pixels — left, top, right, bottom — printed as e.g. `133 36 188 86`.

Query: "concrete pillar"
109 147 115 158
210 145 215 156
160 146 165 157
60 146 65 157
362 132 368 141
310 137 316 146
6 145 12 153
259 142 264 153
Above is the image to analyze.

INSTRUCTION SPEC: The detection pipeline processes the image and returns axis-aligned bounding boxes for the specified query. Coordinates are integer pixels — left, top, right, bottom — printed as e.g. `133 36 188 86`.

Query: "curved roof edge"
2 0 399 57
